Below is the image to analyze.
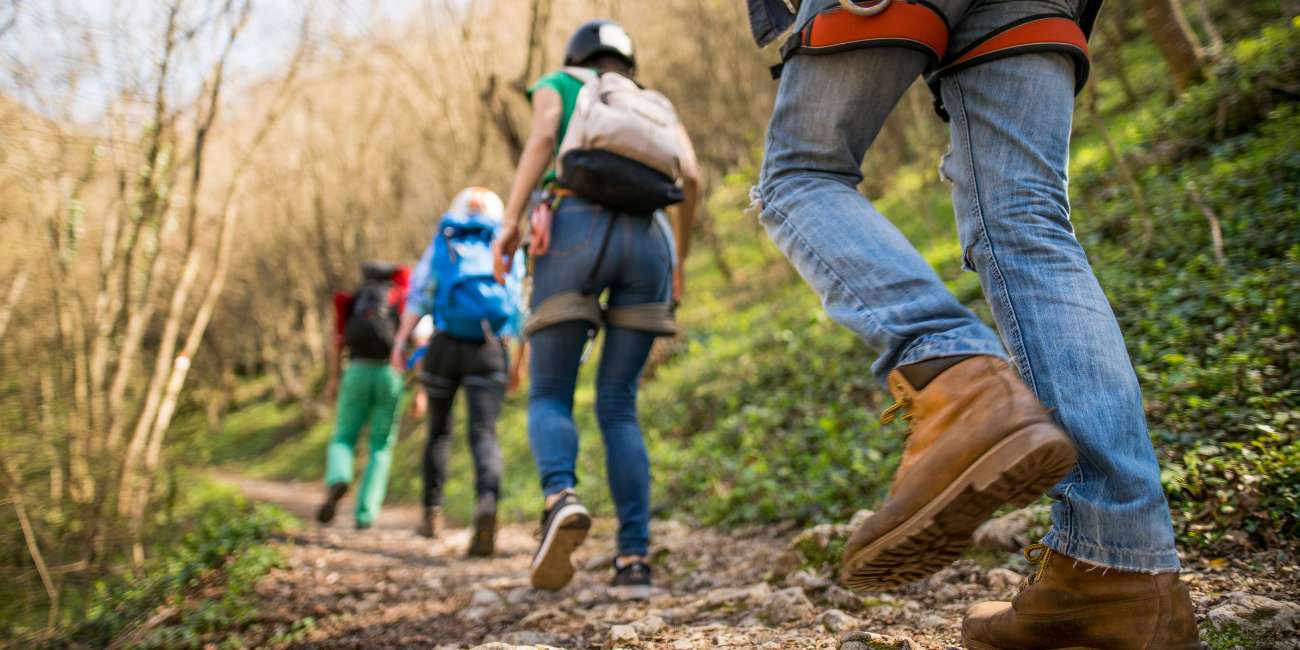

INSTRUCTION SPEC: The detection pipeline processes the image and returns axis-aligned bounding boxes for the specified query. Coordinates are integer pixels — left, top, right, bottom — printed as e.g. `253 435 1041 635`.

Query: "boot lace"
881 396 916 456
1017 543 1056 594
880 396 913 428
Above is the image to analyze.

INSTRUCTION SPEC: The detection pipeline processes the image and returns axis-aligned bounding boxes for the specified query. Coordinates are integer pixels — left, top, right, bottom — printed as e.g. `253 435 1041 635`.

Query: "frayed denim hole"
939 148 979 272
938 149 957 185
748 184 765 215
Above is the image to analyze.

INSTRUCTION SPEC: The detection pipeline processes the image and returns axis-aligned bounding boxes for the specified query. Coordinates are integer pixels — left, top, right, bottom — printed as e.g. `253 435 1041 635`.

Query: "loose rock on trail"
220 474 1300 649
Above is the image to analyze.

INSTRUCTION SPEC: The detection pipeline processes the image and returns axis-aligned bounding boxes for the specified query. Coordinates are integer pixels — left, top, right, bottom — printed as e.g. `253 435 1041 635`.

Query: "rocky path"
219 474 1300 649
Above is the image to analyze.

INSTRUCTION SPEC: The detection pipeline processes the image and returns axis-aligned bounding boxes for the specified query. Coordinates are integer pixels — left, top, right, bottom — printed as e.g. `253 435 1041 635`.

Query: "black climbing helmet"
563 20 635 69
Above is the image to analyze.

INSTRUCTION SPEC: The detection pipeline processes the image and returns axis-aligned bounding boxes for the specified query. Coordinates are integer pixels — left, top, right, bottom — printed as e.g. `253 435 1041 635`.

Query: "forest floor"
217 472 1300 649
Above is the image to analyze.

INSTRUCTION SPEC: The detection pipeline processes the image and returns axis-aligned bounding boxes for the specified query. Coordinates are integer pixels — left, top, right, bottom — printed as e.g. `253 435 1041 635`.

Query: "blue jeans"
757 0 1179 572
527 197 673 557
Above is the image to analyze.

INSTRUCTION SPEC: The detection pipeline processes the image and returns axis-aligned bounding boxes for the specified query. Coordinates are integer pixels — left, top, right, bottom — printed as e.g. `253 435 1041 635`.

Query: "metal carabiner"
838 0 892 16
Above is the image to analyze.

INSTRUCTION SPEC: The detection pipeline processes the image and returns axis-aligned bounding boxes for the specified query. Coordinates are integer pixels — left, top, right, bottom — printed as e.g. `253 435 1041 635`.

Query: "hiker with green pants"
317 261 411 530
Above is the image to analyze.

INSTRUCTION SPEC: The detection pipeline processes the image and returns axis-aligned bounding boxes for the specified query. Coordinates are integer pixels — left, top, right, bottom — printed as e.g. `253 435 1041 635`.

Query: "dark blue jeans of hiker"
527 196 674 558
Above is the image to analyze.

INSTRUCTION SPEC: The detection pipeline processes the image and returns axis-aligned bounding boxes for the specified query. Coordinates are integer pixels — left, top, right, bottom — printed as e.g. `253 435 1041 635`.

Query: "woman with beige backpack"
491 19 700 598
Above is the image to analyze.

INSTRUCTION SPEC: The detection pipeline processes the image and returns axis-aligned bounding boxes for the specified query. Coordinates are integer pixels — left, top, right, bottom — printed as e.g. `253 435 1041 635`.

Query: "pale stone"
786 569 831 592
499 631 566 647
608 624 639 646
762 586 816 624
824 585 864 611
1207 592 1300 649
972 505 1050 552
631 614 665 637
770 549 803 579
470 588 503 607
985 567 1022 592
838 631 917 650
848 509 875 530
821 608 860 633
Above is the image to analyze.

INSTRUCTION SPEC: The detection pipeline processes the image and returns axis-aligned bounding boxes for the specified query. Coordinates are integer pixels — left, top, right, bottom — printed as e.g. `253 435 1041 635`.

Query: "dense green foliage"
1082 26 1300 546
46 485 292 648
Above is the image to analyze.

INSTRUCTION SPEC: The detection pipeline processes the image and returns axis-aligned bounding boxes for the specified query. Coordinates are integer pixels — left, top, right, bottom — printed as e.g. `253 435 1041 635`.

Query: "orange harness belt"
776 2 1092 118
778 0 950 67
934 15 1091 92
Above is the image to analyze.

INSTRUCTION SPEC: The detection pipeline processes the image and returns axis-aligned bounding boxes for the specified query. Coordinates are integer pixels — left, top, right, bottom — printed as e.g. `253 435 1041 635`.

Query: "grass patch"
14 478 297 649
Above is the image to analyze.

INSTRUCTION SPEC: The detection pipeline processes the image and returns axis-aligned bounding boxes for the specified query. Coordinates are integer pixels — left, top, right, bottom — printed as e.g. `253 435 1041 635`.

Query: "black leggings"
420 333 506 508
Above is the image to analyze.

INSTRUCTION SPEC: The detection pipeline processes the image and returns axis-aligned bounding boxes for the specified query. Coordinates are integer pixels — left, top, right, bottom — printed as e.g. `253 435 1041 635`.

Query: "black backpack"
343 261 399 359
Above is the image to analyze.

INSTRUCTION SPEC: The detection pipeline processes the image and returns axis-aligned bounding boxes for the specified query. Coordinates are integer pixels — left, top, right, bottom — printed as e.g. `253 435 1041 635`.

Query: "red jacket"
333 266 410 348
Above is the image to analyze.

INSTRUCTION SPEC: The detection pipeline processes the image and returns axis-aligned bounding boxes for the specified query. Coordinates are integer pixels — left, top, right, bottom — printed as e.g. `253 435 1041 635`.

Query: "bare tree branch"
0 457 59 632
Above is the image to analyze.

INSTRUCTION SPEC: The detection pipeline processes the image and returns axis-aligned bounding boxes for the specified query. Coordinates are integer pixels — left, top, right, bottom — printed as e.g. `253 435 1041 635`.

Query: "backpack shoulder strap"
563 66 599 85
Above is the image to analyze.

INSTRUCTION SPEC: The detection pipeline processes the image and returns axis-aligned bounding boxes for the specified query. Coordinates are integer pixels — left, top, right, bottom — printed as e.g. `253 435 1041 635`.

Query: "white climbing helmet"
448 186 504 224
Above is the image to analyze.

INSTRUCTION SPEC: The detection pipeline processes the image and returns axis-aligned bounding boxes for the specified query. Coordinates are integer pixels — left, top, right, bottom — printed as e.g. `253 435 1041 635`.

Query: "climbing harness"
522 192 679 341
773 0 1097 120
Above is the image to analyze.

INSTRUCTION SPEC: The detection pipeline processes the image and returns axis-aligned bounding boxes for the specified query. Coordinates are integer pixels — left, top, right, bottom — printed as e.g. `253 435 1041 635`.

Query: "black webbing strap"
581 215 617 297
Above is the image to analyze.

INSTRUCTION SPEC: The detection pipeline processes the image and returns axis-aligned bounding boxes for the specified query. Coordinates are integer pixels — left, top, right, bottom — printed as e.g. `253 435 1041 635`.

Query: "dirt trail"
218 473 1300 649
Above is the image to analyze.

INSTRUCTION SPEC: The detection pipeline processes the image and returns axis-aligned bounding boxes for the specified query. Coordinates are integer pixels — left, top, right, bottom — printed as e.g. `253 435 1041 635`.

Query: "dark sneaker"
467 494 498 557
609 558 652 601
355 519 371 531
416 506 442 539
529 490 591 591
316 482 348 524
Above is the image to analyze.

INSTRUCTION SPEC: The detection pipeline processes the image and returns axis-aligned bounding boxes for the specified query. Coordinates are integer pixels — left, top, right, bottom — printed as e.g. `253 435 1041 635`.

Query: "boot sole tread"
843 422 1077 592
530 505 591 591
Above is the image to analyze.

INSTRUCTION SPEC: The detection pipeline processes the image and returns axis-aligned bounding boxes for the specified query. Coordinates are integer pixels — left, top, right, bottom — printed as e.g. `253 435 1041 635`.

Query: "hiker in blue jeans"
492 20 701 598
746 0 1198 646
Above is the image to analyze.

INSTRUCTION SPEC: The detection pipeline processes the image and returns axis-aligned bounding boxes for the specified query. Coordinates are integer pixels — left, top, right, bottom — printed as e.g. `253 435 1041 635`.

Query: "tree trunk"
1098 13 1140 109
1137 0 1209 92
0 268 28 340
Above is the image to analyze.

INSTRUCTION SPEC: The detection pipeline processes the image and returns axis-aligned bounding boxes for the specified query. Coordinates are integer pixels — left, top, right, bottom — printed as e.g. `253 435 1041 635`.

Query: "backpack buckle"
838 0 891 16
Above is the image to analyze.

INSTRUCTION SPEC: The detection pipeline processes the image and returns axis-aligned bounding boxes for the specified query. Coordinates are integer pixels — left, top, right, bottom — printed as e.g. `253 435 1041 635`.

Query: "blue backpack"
432 213 514 341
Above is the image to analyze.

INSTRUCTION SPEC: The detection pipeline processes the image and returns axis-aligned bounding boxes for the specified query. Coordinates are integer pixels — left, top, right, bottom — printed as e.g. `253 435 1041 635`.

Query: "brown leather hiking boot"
840 356 1077 592
963 544 1200 649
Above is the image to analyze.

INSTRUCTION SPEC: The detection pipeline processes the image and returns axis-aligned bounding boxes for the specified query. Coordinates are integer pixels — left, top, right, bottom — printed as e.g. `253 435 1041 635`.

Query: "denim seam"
1043 534 1181 574
760 198 903 342
1052 480 1074 555
898 336 1005 366
1059 535 1182 559
948 74 1040 397
1040 536 1170 574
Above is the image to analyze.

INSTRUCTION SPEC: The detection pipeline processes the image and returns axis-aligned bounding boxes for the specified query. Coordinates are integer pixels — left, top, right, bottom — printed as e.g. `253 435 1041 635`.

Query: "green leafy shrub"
64 498 292 648
1163 433 1300 547
1073 25 1300 548
1139 22 1300 165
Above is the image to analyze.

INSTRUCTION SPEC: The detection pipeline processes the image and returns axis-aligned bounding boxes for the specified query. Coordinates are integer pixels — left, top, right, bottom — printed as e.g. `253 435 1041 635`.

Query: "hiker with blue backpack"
391 187 525 557
491 20 701 597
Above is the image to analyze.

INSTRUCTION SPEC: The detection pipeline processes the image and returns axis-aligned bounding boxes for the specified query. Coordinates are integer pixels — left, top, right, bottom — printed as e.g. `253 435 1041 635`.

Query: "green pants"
324 360 403 526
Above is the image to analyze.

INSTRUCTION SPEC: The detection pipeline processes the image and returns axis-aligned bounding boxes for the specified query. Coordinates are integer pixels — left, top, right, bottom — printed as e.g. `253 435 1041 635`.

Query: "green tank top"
526 69 588 186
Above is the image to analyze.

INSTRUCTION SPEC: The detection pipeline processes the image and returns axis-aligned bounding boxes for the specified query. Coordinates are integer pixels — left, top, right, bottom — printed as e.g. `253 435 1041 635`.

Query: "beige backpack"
555 67 685 213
